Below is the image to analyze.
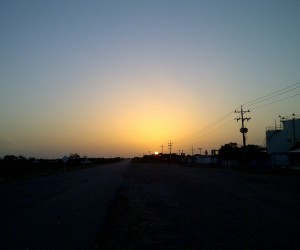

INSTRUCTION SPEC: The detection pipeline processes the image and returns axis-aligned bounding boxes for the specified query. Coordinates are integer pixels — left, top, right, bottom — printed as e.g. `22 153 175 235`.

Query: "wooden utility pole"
160 144 164 154
198 147 202 155
190 146 195 156
235 105 251 169
168 140 173 155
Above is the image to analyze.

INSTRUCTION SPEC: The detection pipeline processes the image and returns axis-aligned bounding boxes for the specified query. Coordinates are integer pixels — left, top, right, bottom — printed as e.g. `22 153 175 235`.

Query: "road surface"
101 162 300 249
0 159 130 250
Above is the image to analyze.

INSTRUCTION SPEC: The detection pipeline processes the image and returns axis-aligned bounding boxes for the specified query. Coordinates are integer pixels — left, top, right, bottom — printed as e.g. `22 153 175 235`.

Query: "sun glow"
154 151 159 155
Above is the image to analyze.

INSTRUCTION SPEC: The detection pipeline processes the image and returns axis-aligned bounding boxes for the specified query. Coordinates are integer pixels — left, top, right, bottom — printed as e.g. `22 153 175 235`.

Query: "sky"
1 0 300 158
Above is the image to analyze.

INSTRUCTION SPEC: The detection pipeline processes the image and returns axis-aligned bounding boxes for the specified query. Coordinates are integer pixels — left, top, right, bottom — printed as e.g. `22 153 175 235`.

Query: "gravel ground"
99 162 300 249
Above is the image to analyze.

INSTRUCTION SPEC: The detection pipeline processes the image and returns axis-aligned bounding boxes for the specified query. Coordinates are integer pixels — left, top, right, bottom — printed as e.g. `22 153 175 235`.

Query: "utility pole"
160 144 164 154
235 105 251 169
198 147 202 155
168 140 173 155
292 113 296 145
190 146 195 156
168 140 173 164
178 150 183 155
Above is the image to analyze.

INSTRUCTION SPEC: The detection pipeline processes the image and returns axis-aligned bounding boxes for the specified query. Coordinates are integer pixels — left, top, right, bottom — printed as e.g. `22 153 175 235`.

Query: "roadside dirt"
98 162 300 249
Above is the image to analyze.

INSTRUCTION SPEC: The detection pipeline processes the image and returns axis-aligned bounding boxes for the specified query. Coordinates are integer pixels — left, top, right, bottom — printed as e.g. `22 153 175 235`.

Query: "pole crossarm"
160 144 164 154
235 105 251 145
235 105 251 169
168 140 173 155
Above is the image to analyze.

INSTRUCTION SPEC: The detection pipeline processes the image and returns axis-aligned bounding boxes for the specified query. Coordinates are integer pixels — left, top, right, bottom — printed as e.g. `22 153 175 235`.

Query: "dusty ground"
99 162 300 249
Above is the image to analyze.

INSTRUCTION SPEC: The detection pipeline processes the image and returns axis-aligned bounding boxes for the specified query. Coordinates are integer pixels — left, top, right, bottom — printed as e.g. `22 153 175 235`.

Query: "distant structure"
266 114 300 167
197 147 202 155
160 144 164 154
235 105 251 168
235 106 251 148
168 140 173 155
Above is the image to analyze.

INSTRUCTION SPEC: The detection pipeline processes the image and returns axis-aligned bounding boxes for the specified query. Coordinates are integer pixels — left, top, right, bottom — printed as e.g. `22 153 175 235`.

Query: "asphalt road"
0 159 130 250
101 162 300 249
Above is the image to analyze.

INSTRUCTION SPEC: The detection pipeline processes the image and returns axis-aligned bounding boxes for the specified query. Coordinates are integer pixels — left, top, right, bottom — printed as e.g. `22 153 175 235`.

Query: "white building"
193 155 218 167
266 115 300 167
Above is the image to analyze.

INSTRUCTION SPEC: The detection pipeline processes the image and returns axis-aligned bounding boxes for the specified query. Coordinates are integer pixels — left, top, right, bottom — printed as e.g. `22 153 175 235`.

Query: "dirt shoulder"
99 162 300 249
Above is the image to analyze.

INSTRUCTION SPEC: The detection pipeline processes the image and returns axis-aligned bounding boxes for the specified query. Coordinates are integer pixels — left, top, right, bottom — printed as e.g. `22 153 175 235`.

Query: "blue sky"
1 0 300 158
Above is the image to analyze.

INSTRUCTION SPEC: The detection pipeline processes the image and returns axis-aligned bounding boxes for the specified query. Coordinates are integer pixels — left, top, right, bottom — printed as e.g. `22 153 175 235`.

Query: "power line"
250 93 300 110
175 110 235 144
199 119 235 138
195 82 299 143
175 118 235 146
243 81 300 108
189 119 235 142
280 113 300 120
244 86 300 108
170 121 233 155
160 81 300 155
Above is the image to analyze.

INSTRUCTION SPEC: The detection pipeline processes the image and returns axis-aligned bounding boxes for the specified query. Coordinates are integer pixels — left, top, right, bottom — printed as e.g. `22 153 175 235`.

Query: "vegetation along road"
0 159 130 250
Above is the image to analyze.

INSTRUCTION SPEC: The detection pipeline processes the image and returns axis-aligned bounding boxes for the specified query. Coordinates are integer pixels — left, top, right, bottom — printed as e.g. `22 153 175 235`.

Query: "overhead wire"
172 81 300 149
243 83 296 106
281 113 300 119
174 109 235 145
250 93 300 110
244 86 300 109
192 118 235 139
243 81 300 108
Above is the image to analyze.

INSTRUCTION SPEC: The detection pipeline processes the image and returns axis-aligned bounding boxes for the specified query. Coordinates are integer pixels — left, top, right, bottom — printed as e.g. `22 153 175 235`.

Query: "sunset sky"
1 0 300 158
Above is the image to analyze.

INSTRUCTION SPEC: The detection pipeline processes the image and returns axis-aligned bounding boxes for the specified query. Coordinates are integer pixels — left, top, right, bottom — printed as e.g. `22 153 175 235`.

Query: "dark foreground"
0 160 130 250
100 163 300 249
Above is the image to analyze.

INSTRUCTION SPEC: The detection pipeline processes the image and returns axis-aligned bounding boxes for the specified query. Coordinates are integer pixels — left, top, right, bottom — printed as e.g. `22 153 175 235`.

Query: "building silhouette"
266 115 300 167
